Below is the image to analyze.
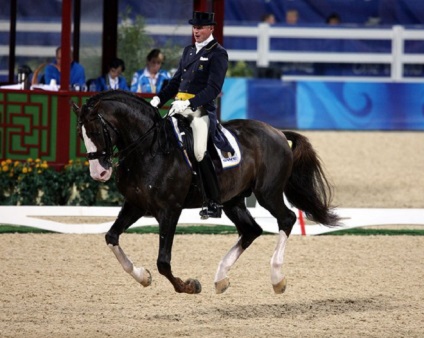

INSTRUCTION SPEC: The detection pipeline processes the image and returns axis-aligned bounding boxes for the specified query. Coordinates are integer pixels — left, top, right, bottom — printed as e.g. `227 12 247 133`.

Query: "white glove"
169 100 190 116
150 96 160 108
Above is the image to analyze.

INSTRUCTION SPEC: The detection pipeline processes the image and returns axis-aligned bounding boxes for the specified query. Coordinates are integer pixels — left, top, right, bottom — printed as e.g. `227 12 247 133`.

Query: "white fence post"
257 23 270 67
391 25 404 82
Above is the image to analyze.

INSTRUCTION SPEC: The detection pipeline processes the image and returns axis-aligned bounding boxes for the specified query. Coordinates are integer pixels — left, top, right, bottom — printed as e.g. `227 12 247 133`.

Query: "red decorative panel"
0 91 57 161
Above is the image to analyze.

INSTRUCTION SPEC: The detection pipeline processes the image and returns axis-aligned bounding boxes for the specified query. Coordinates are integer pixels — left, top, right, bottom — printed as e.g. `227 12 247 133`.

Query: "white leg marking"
214 237 244 283
270 230 288 285
108 244 148 284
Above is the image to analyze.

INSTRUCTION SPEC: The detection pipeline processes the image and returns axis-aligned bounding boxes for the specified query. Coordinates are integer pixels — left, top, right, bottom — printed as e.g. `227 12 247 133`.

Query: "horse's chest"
116 171 153 200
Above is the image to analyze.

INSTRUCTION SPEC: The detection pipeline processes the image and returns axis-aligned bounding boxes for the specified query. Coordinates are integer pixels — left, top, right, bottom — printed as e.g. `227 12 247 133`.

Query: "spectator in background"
261 13 276 24
285 9 299 24
130 49 170 93
326 13 341 25
95 58 129 91
44 46 86 88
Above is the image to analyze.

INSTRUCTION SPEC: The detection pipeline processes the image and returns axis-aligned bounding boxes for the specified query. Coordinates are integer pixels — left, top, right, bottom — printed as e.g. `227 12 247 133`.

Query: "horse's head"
73 91 162 182
73 98 118 182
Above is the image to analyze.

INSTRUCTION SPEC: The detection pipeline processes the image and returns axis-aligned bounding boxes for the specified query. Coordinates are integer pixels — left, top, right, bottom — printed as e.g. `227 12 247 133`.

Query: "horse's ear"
71 101 80 115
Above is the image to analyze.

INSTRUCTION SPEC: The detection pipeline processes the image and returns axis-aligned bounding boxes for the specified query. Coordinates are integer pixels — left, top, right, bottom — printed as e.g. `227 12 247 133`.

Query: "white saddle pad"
214 125 241 169
170 117 241 169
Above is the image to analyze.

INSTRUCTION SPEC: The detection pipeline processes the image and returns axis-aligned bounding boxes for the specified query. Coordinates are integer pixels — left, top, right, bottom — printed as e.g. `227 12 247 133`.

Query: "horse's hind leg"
105 201 152 287
255 192 296 294
215 197 263 294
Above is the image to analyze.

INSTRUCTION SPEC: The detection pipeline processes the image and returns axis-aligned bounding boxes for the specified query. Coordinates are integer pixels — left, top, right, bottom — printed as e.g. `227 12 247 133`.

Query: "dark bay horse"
73 90 340 295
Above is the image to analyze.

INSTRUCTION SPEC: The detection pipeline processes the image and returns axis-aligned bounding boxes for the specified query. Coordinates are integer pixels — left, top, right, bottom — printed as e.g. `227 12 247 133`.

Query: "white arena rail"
1 205 424 236
1 21 424 82
225 24 424 82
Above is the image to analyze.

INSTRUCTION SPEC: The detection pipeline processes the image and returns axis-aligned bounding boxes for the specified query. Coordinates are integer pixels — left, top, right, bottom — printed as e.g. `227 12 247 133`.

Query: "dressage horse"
73 90 340 295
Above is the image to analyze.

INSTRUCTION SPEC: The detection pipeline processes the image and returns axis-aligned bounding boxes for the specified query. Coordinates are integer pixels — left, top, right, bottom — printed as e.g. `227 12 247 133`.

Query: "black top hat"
188 11 216 26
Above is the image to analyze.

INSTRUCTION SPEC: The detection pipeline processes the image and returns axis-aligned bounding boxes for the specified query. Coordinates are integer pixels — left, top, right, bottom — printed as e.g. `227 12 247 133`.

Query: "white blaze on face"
82 126 113 182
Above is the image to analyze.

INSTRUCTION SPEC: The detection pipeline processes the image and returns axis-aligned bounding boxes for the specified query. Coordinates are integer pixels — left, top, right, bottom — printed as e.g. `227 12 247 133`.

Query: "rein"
116 120 161 163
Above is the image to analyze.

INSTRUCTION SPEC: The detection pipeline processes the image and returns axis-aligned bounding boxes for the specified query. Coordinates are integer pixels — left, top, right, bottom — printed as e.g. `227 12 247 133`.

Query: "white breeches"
179 108 210 162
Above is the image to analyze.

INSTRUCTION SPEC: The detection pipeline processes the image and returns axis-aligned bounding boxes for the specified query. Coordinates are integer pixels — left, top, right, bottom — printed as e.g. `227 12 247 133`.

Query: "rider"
150 11 233 218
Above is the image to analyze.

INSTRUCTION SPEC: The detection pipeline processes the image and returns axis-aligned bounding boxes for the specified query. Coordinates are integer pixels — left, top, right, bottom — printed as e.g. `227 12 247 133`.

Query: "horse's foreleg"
157 240 202 294
214 237 244 294
108 244 152 287
156 213 201 294
270 230 288 294
105 202 152 287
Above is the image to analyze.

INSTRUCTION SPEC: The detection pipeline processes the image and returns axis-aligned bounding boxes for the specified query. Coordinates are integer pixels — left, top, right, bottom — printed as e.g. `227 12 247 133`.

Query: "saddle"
169 115 241 172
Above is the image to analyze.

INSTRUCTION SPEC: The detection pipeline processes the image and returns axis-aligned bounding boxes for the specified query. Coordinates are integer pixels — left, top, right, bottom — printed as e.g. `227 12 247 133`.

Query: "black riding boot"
197 152 222 219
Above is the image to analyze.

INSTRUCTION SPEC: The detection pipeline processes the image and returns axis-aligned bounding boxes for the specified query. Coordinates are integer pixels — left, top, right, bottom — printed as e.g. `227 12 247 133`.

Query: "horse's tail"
283 131 341 227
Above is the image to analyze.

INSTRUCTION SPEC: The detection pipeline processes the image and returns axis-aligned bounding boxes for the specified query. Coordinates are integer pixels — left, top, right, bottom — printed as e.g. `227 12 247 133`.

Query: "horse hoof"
272 277 287 294
215 277 230 294
140 269 152 287
185 278 202 294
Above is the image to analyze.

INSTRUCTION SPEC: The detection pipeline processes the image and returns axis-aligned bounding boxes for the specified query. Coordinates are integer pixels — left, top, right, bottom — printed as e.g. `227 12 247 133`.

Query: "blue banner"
297 81 424 130
221 78 424 131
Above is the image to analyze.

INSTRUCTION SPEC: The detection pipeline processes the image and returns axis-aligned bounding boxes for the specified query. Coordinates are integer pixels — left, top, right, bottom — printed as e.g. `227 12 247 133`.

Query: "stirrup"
199 202 222 219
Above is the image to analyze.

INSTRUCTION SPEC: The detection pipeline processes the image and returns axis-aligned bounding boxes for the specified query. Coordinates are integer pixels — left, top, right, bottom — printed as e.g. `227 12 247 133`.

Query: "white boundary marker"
0 206 423 235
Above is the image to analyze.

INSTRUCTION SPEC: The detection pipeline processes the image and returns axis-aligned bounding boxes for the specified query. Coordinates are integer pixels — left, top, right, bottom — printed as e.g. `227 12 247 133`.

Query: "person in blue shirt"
95 58 129 91
44 46 86 88
130 49 170 93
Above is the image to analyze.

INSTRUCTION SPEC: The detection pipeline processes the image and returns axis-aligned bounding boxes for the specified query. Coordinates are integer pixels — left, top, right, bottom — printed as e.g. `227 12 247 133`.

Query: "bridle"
80 112 163 165
83 113 119 162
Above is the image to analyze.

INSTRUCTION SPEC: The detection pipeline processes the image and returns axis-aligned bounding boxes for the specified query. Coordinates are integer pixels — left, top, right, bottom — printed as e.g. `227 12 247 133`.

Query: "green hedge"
0 158 123 206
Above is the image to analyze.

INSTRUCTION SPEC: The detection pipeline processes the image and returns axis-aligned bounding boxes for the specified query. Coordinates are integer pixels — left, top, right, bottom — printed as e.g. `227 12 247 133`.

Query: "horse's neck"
114 110 160 156
113 103 153 131
119 118 153 144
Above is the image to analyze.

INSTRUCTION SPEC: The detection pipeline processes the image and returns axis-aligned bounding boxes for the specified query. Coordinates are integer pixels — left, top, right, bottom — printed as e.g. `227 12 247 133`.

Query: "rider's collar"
195 35 214 53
